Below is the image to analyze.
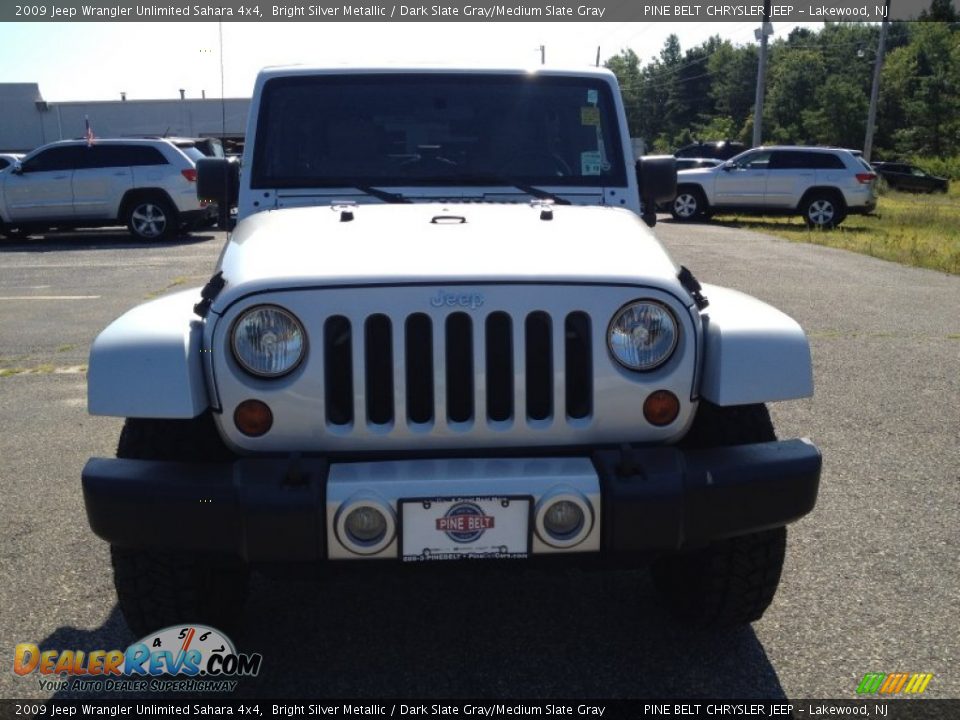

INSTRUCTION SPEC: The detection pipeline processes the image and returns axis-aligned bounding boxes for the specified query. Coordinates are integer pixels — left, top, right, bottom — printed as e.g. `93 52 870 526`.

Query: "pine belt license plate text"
400 496 531 562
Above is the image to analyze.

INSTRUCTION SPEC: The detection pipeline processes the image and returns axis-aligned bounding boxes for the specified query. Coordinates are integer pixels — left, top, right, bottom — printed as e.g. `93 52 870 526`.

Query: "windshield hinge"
193 271 226 318
678 266 709 310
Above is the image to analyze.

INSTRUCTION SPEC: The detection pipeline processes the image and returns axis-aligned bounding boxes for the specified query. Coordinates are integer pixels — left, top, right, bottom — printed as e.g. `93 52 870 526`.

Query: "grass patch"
0 363 86 377
56 343 77 353
712 188 960 275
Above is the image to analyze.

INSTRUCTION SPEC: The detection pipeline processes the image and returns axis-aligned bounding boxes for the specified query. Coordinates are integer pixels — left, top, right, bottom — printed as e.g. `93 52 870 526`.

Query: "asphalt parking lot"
0 221 958 700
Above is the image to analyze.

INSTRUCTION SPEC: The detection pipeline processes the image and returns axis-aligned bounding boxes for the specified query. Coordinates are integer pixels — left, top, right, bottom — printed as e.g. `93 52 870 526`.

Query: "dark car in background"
871 162 949 193
675 140 747 161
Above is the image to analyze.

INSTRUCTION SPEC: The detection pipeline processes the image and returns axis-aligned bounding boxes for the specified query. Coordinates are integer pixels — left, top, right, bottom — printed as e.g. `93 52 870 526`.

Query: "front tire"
671 188 707 221
111 415 248 637
652 402 787 628
801 192 845 229
126 196 177 241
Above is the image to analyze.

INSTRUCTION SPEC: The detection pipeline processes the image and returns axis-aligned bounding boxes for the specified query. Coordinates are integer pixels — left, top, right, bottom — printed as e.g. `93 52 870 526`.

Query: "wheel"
110 414 248 638
670 188 706 221
126 196 177 241
651 402 787 628
801 192 845 229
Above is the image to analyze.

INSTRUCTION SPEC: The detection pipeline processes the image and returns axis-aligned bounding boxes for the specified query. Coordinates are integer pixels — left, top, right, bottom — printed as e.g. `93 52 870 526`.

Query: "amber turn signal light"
234 399 273 437
643 390 680 426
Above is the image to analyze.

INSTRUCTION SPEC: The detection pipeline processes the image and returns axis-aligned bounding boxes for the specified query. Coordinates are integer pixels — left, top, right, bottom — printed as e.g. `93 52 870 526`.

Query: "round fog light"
543 500 585 538
334 495 397 556
535 489 594 549
345 506 388 544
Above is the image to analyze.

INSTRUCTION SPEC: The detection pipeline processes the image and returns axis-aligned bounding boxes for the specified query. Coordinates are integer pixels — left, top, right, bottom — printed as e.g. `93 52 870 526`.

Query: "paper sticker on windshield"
581 151 602 175
581 106 600 126
587 89 598 104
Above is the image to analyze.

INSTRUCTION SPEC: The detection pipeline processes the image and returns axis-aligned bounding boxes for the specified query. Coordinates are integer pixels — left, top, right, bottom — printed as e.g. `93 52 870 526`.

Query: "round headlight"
607 300 678 371
232 305 306 378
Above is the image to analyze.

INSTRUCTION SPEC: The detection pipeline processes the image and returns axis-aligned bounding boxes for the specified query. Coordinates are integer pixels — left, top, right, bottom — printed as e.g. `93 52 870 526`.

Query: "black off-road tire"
652 402 787 628
111 414 248 638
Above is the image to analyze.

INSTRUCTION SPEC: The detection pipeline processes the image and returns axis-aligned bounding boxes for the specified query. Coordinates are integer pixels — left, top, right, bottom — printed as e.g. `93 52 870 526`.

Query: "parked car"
82 65 821 636
675 140 747 161
671 146 877 228
136 136 226 159
871 162 949 193
0 138 217 240
0 153 23 171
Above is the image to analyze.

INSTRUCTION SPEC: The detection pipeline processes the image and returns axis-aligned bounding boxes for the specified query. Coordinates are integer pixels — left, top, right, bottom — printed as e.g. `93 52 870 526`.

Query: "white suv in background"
0 139 218 241
670 146 878 228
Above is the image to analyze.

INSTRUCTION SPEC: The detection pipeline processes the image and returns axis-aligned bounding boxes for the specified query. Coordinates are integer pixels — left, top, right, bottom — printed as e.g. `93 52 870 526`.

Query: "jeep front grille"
321 309 593 428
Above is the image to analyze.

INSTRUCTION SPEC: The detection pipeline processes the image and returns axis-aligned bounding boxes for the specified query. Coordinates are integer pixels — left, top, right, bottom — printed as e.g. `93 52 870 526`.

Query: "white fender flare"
87 288 208 418
698 284 814 406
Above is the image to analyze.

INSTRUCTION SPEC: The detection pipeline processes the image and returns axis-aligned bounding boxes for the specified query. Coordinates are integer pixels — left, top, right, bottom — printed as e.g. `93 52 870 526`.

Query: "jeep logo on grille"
430 290 485 310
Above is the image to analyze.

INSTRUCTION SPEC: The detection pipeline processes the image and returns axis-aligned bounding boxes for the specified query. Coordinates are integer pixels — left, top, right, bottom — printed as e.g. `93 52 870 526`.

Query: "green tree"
803 75 869 148
764 49 827 143
883 23 960 156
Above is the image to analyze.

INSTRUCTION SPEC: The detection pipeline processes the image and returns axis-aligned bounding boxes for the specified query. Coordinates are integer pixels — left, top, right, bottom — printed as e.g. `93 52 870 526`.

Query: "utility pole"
863 0 891 162
539 45 545 65
596 46 601 67
752 0 772 147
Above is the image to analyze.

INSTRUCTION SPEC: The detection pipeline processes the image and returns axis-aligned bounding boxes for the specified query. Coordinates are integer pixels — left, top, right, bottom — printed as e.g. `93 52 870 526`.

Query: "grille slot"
485 312 514 422
324 315 353 426
525 311 553 421
445 312 475 423
405 313 434 424
322 307 594 429
364 314 394 425
565 312 593 419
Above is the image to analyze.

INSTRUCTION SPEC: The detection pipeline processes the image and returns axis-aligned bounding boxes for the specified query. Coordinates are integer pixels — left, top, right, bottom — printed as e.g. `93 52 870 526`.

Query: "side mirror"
197 157 239 229
636 155 677 228
11 163 23 175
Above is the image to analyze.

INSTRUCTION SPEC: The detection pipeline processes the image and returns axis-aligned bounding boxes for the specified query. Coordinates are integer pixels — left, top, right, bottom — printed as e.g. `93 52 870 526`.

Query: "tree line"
604 14 960 162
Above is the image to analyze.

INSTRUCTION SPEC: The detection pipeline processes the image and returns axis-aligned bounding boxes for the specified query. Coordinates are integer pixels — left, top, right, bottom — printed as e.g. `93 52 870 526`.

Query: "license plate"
400 496 531 562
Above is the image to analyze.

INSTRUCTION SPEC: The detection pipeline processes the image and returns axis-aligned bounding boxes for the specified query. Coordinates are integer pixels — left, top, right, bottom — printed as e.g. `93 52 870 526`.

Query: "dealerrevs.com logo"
14 624 262 693
856 672 934 695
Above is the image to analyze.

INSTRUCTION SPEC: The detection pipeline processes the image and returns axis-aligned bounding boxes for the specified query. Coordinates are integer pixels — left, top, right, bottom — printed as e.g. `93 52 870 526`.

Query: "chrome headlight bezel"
230 304 307 378
606 299 679 372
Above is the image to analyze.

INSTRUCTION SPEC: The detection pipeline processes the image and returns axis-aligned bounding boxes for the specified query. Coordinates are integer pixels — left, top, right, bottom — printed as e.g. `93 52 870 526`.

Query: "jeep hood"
211 203 686 312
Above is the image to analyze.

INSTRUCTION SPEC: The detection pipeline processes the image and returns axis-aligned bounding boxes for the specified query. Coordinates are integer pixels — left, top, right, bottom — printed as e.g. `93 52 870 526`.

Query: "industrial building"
0 83 250 154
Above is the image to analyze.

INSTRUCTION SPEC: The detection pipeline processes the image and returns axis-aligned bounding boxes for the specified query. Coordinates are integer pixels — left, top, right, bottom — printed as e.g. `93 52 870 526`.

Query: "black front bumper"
81 439 821 562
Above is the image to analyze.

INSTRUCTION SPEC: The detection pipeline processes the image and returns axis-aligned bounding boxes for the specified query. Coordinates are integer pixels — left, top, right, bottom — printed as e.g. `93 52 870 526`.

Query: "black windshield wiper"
454 175 572 205
348 185 412 204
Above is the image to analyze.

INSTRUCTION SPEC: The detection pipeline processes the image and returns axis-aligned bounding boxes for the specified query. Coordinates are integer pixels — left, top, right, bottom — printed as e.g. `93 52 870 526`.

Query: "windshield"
251 73 626 190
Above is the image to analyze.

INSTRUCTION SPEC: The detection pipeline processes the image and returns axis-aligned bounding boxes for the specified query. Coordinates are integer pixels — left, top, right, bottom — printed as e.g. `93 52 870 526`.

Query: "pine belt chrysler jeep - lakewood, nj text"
81 66 822 636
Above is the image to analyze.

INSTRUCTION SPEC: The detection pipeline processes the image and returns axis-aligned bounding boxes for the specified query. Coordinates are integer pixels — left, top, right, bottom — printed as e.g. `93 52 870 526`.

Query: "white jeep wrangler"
82 67 821 636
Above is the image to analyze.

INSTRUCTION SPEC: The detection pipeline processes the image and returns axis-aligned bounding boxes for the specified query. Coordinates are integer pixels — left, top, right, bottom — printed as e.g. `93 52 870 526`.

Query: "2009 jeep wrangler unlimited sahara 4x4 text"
82 67 821 636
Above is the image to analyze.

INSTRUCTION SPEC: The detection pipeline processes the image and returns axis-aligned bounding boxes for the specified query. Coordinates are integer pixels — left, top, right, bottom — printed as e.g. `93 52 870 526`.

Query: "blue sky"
0 21 817 102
